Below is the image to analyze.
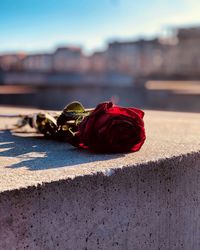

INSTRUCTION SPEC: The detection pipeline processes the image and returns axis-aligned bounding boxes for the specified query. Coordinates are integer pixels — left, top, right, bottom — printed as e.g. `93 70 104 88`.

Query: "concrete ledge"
0 107 200 249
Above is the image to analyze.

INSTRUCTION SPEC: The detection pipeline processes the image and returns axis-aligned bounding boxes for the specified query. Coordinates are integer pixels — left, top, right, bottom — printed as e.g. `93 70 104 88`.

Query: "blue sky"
0 0 200 54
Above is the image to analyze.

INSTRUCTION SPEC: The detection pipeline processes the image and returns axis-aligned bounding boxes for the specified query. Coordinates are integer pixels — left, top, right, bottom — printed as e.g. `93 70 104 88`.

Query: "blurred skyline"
1 0 200 54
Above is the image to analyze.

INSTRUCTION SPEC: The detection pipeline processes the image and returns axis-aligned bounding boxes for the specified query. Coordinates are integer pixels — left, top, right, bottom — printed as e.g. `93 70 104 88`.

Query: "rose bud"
76 102 146 153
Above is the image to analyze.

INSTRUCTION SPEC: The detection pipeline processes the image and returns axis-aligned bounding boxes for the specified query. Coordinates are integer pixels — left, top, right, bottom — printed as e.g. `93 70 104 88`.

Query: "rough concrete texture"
0 106 200 249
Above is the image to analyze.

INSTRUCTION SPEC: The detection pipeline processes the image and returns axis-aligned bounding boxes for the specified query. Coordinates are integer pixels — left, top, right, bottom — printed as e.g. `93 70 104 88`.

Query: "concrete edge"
0 150 199 197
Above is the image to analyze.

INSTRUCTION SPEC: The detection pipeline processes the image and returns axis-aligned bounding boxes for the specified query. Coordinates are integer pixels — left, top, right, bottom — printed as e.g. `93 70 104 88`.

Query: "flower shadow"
0 130 125 171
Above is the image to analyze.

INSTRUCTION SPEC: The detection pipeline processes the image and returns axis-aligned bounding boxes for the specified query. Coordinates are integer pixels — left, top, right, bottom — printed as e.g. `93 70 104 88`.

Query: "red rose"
76 102 146 153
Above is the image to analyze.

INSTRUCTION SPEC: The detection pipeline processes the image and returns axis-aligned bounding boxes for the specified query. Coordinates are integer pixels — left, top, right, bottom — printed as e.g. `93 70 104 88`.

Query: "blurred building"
22 53 53 72
1 26 200 78
12 47 90 73
106 39 166 76
53 46 83 72
89 51 107 73
162 27 200 77
0 53 26 71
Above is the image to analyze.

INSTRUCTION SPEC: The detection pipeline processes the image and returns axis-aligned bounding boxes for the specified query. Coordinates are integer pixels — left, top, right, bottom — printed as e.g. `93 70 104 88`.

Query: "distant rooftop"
177 26 200 40
108 38 161 48
55 46 82 53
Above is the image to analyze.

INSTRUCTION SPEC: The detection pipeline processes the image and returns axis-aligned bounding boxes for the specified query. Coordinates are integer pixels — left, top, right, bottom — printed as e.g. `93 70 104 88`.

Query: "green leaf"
64 101 85 113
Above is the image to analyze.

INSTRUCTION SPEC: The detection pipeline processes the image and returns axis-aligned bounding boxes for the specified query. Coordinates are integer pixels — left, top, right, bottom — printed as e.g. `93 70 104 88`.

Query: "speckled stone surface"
0 106 200 250
0 106 199 192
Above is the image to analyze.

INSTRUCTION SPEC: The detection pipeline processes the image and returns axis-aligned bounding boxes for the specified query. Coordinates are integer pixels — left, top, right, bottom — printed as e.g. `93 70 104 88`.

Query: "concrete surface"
0 106 200 249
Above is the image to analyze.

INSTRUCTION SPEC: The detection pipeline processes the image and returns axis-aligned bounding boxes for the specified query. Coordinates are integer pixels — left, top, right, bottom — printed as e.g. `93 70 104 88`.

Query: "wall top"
0 106 199 193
